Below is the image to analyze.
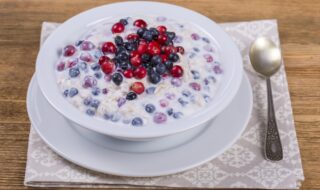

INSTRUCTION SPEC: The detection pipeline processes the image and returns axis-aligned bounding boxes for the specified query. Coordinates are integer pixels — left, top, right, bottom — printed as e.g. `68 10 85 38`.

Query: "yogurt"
55 16 224 126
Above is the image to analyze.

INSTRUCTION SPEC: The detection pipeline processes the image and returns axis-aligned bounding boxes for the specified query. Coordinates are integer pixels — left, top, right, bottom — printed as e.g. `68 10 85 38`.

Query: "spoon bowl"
249 37 282 77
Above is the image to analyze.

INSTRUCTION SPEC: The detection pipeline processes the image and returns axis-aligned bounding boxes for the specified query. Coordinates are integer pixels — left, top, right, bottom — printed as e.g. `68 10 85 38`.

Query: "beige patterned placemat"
24 19 304 189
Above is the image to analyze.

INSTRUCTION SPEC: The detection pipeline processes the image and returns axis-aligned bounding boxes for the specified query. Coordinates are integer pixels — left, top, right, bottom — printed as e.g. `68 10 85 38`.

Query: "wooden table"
0 0 319 189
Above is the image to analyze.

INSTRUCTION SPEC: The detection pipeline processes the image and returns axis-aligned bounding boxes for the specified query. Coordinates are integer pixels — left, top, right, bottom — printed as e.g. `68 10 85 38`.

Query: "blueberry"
103 113 113 120
132 117 143 126
149 27 159 39
111 113 121 122
79 62 87 71
137 28 147 37
63 89 69 97
117 52 129 61
112 58 121 67
102 88 108 94
90 63 100 71
191 70 200 80
171 78 182 87
178 98 188 106
124 42 136 51
112 72 123 86
193 47 200 52
164 39 173 46
168 53 179 62
142 30 153 41
146 87 156 94
166 31 176 40
148 72 161 84
86 109 95 116
91 87 100 96
151 55 162 66
203 95 211 103
202 37 210 43
68 88 78 97
182 90 191 97
189 52 196 59
163 61 173 70
126 92 137 100
75 40 83 46
114 36 124 46
69 68 80 78
94 72 102 79
90 99 100 108
143 62 153 70
141 53 151 63
155 63 167 74
119 61 131 70
173 112 183 119
83 97 92 106
117 97 126 107
145 104 156 113
167 108 173 116
94 50 103 59
116 46 127 55
119 18 128 26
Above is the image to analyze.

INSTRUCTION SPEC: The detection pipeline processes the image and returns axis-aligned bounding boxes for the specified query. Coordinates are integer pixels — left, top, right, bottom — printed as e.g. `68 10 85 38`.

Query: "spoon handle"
265 78 283 161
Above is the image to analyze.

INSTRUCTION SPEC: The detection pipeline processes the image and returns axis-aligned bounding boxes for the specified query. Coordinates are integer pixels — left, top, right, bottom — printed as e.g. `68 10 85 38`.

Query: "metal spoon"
249 37 283 161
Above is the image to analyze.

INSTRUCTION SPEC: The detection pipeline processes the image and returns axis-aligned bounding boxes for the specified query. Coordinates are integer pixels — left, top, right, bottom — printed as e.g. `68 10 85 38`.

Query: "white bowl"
36 1 243 141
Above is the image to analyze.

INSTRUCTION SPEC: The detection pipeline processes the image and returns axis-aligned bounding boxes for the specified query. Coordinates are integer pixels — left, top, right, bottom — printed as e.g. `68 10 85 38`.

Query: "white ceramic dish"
36 1 243 140
27 73 252 177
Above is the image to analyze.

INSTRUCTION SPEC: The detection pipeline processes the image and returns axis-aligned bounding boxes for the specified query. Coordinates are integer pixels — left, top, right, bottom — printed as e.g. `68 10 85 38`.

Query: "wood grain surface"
0 0 319 189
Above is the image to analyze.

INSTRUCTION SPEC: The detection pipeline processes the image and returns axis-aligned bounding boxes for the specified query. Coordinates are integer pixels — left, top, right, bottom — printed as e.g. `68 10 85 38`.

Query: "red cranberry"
67 58 78 68
130 54 142 67
63 45 76 56
203 54 213 62
162 45 177 55
127 33 139 41
130 50 139 58
123 69 134 78
80 52 92 62
160 54 168 62
191 33 200 40
134 66 147 79
170 65 184 78
101 60 115 74
98 56 110 65
189 82 201 91
147 41 161 55
157 34 168 44
137 40 147 54
111 22 125 33
80 41 95 51
102 42 117 54
133 19 147 28
176 46 185 55
57 62 65 71
130 82 145 94
156 25 167 34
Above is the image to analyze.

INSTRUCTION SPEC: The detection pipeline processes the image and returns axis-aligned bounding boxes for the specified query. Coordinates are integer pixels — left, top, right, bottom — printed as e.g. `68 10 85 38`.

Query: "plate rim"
26 73 253 177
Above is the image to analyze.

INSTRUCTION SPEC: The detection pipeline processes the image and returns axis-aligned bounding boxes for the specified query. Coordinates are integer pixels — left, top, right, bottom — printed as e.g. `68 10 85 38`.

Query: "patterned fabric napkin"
24 20 304 189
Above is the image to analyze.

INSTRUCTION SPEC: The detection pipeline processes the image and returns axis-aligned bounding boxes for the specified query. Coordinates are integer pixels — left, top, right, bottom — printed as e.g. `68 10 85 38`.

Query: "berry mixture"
55 16 223 126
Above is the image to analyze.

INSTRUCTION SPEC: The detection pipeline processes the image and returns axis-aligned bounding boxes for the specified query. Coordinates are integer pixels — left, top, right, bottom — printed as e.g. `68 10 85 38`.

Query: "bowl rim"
36 1 243 139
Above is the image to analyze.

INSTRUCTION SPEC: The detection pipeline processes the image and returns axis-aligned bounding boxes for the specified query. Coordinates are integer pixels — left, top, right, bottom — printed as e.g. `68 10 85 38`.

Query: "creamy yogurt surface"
55 16 224 126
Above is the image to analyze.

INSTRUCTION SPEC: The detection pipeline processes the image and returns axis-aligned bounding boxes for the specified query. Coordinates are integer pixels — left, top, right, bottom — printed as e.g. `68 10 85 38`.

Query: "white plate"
27 73 252 177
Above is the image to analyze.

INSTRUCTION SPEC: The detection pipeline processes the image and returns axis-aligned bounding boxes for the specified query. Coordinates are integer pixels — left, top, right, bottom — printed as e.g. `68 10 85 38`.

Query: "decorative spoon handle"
265 78 283 161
